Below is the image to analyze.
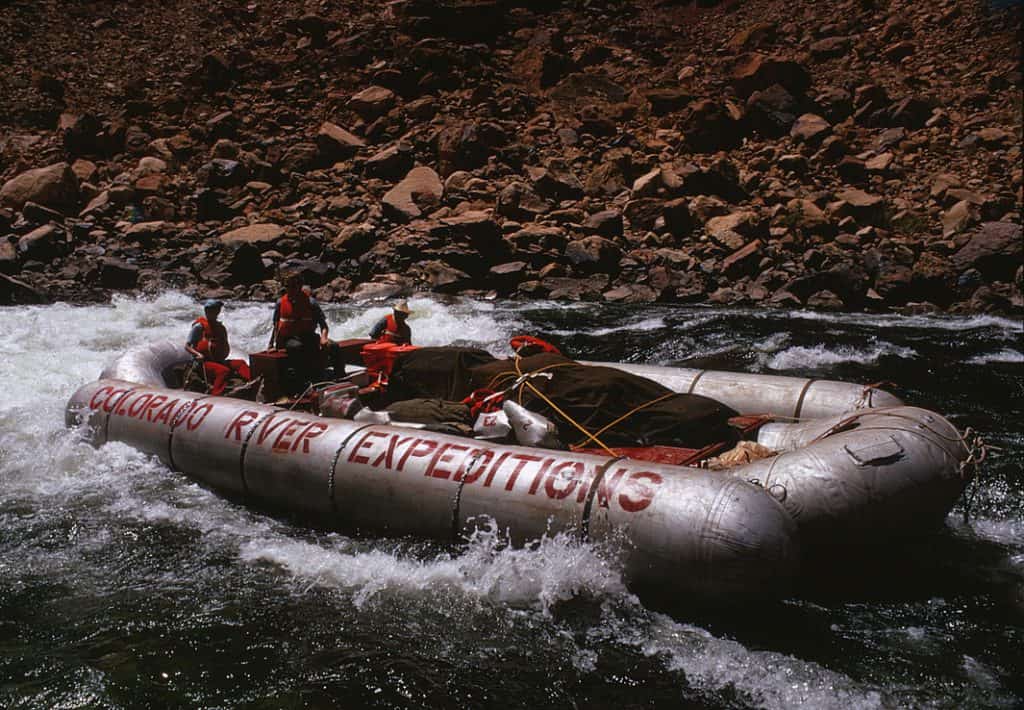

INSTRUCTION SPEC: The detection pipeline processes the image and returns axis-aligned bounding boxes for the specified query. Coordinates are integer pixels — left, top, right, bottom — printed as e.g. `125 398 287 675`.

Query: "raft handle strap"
580 455 628 542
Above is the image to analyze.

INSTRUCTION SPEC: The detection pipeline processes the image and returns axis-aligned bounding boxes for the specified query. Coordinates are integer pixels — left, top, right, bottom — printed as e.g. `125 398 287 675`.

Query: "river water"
1 294 1021 708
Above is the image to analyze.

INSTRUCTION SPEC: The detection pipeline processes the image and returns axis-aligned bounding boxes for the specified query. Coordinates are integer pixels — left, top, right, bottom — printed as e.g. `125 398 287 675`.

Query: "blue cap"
203 299 223 310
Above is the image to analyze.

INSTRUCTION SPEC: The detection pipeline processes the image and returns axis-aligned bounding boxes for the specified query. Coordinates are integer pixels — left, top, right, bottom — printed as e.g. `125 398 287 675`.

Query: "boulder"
785 199 832 235
730 54 811 98
706 210 766 240
645 88 693 116
745 84 799 137
941 201 977 238
680 99 743 152
219 223 286 246
583 210 624 238
663 198 695 238
317 122 366 161
436 122 504 176
623 198 664 232
0 239 17 274
18 225 63 262
564 236 621 274
0 163 79 212
0 273 43 304
227 243 266 285
365 142 414 180
810 36 851 59
124 221 171 243
437 210 504 251
527 160 583 201
99 257 139 289
952 222 1023 281
602 284 659 303
348 85 396 120
721 240 763 277
382 167 444 222
497 182 550 221
790 113 831 145
421 260 472 292
833 189 886 226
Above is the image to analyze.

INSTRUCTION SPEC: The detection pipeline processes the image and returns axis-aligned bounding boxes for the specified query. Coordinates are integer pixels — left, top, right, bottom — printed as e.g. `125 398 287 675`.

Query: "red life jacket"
378 314 410 345
194 317 230 361
276 293 315 339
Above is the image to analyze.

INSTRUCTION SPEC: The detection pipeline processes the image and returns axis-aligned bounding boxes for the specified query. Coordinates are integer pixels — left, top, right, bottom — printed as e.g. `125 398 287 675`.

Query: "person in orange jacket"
369 300 413 345
185 299 251 395
270 273 331 391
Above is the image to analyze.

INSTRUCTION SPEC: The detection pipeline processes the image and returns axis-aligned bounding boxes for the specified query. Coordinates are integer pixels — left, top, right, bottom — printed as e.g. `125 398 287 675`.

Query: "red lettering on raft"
89 385 113 409
618 471 663 512
152 398 182 425
545 460 583 500
371 434 416 469
272 419 304 451
454 448 493 483
291 422 327 453
425 442 471 480
339 431 663 513
225 410 259 441
347 430 389 465
397 439 437 471
502 453 543 491
185 403 212 431
142 395 167 421
256 415 290 446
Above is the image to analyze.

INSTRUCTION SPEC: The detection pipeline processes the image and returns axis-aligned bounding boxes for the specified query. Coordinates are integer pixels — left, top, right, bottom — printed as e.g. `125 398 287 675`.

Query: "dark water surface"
1 295 1021 708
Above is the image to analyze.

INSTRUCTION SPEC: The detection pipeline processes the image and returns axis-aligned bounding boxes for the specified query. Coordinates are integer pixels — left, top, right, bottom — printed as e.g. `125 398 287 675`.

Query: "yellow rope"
512 356 619 457
571 391 677 448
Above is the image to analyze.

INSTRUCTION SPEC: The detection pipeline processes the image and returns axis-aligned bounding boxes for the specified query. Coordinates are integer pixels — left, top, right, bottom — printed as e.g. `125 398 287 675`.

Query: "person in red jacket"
369 300 413 345
185 299 251 395
270 274 331 392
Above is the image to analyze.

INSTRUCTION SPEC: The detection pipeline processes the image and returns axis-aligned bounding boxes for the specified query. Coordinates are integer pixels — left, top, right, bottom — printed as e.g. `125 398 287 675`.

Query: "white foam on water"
586 317 667 337
238 520 629 612
777 309 1023 335
966 349 1024 365
767 343 916 371
594 606 888 710
968 518 1024 549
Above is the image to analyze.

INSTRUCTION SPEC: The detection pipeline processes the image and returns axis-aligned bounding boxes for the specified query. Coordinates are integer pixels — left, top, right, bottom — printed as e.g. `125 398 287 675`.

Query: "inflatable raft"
65 341 977 600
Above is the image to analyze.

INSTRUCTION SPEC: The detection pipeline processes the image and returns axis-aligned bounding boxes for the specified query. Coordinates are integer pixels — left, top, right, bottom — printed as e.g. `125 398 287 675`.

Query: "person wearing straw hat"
369 300 413 345
185 299 251 395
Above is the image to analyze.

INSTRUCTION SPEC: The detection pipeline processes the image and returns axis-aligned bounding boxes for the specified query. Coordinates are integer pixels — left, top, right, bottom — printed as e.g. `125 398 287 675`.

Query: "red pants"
203 359 251 395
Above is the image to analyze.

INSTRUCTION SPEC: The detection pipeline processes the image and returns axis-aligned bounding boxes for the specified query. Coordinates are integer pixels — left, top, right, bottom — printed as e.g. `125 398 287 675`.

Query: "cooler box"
250 349 288 401
360 342 417 380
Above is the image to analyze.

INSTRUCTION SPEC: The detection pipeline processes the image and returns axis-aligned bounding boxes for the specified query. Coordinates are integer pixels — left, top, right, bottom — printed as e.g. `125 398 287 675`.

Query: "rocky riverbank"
1 0 1020 313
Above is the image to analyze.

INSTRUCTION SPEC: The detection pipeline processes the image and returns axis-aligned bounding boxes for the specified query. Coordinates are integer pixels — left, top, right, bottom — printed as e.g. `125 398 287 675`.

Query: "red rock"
219 223 286 246
730 53 811 98
0 163 79 212
317 122 366 160
382 167 444 223
790 114 831 144
348 85 396 120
